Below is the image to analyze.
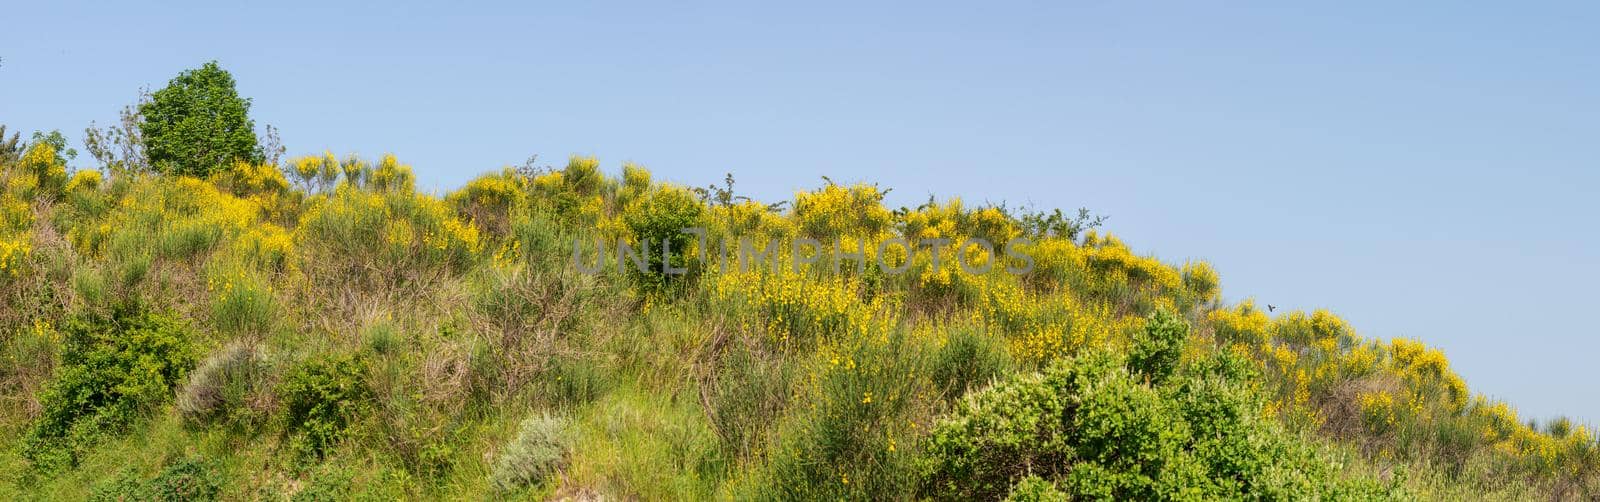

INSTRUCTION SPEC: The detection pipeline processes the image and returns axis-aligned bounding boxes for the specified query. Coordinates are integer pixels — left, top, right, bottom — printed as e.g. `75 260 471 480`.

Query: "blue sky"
3 1 1597 422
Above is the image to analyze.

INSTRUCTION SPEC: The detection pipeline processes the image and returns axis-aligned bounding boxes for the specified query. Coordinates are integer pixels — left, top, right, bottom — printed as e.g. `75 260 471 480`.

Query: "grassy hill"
1 141 1597 499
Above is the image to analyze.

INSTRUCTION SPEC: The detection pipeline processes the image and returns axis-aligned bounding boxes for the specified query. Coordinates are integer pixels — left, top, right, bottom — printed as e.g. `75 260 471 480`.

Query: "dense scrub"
1 66 1596 500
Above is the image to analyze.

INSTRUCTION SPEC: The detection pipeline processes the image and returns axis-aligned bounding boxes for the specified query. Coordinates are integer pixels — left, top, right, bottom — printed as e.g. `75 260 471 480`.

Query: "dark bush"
20 306 197 470
278 352 372 462
90 456 222 502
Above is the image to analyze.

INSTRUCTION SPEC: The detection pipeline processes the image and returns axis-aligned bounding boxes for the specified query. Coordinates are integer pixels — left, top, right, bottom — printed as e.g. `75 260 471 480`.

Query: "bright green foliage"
139 61 261 177
20 306 198 470
920 352 1113 500
921 313 1407 500
278 353 372 462
89 456 222 502
490 412 573 492
621 185 703 291
1128 309 1187 384
1005 476 1069 502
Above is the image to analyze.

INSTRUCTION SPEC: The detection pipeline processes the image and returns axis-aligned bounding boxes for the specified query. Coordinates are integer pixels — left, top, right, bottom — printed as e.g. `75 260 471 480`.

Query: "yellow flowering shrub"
1017 238 1086 287
709 267 891 349
1388 337 1469 413
707 199 794 242
561 155 604 196
523 156 611 224
972 279 1136 366
207 259 278 336
447 167 526 235
65 169 103 193
900 198 963 242
1208 300 1272 347
7 142 69 198
295 185 482 285
368 154 416 193
288 151 343 192
210 160 289 196
618 161 652 207
232 223 294 272
1273 310 1354 350
1180 260 1221 304
66 176 266 264
0 194 29 235
1080 232 1182 294
0 234 29 278
792 181 892 240
1359 390 1399 434
962 206 1020 246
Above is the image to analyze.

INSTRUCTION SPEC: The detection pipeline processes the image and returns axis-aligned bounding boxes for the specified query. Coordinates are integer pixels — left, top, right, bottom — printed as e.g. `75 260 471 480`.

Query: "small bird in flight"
1267 304 1277 312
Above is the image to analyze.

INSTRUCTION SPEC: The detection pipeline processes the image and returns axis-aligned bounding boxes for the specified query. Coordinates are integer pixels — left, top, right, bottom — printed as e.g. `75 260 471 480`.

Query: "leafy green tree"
139 61 261 177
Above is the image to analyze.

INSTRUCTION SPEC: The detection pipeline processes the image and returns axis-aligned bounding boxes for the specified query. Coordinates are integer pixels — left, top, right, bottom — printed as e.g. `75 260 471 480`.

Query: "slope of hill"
1 145 1596 499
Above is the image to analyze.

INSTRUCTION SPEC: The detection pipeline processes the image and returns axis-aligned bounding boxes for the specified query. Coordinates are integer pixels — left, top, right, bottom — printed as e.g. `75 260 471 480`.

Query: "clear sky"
3 1 1596 422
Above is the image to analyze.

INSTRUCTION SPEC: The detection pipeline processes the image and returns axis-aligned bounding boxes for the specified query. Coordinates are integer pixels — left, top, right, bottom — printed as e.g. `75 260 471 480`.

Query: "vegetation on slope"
0 63 1596 500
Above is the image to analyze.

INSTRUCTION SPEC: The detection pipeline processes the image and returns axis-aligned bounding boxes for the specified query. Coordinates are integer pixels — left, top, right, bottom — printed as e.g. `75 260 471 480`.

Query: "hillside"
1 137 1596 499
0 60 1593 502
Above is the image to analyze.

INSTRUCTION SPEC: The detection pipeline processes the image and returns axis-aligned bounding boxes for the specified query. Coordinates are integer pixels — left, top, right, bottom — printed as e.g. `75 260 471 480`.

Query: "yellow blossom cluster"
1079 232 1183 294
710 266 891 348
0 235 28 278
232 224 294 272
972 279 1135 366
64 169 103 193
792 181 892 240
369 154 417 193
6 142 69 198
1359 389 1399 432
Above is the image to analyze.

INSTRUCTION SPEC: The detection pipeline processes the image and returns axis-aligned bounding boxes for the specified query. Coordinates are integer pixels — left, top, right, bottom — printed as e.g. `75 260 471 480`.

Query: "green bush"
278 353 373 462
621 185 704 292
920 352 1115 500
920 312 1408 501
89 456 222 502
1128 309 1188 385
490 412 573 492
20 306 197 470
1004 475 1069 502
